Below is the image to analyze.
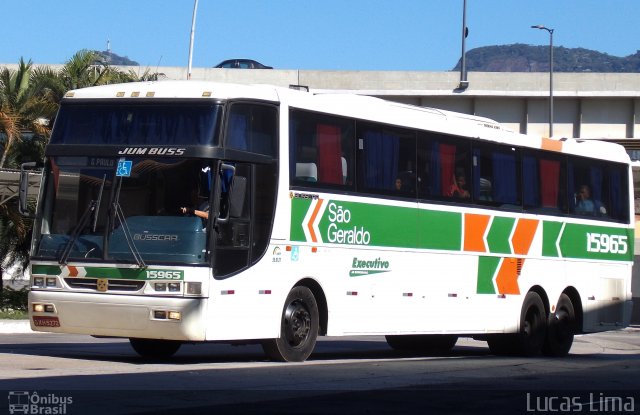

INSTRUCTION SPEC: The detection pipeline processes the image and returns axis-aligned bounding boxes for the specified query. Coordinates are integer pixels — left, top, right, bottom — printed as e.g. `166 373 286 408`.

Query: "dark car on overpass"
214 59 272 69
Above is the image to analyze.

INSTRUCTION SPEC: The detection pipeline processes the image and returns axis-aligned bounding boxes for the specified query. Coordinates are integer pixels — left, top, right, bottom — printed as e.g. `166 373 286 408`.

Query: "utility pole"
187 0 199 80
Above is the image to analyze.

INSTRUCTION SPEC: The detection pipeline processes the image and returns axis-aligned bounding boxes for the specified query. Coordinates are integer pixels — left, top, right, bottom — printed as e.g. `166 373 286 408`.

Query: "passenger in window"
575 184 606 216
449 170 470 199
395 177 403 191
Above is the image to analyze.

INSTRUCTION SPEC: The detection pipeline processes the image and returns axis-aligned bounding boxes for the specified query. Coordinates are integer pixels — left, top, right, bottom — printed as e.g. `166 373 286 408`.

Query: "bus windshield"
50 102 221 146
35 156 213 265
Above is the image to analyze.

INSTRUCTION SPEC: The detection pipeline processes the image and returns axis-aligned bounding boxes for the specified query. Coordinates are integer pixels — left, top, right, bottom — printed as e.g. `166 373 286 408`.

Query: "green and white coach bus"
21 81 634 361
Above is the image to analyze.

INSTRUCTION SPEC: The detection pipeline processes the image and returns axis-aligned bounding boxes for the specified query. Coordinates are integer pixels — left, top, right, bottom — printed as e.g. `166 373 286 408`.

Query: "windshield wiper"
91 174 106 232
59 200 98 265
111 200 146 268
59 175 107 265
104 176 146 269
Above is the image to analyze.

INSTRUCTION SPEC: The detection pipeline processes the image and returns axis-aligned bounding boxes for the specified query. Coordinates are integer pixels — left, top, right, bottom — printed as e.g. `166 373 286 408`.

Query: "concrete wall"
3 63 640 140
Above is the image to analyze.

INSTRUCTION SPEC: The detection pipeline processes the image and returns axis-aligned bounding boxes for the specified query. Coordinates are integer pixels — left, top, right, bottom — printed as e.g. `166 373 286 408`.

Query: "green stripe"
486 217 515 254
542 221 563 257
31 265 62 276
477 256 500 294
290 197 311 242
290 197 633 262
417 210 461 251
558 224 634 261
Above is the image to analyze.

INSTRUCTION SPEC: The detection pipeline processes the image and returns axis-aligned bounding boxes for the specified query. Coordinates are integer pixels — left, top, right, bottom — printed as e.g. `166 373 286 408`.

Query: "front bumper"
29 290 207 341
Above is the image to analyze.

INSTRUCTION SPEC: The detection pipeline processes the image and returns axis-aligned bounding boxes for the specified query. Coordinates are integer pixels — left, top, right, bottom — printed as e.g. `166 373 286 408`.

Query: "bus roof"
63 80 631 165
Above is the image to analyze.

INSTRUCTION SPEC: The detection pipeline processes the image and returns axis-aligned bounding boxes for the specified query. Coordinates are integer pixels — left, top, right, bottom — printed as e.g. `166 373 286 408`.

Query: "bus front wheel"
262 286 319 362
129 338 181 359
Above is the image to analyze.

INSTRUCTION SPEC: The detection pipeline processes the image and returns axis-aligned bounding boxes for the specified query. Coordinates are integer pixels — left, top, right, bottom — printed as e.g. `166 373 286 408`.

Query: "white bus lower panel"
29 290 207 341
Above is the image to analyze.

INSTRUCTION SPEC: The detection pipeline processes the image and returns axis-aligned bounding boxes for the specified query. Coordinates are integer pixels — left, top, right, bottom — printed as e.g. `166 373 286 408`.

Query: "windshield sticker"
116 159 132 177
291 246 299 262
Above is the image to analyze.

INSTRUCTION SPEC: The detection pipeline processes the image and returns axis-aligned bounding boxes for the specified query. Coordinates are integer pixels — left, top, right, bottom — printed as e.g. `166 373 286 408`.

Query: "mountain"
453 44 640 72
93 50 139 66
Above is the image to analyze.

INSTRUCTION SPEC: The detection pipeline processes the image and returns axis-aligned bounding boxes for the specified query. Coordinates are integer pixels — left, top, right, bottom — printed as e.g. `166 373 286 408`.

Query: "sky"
2 0 640 71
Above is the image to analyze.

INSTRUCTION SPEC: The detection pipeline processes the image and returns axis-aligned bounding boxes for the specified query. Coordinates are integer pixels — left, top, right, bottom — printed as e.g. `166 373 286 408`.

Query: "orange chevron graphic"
68 266 78 277
541 137 563 152
307 199 324 243
512 218 539 255
495 257 520 295
464 213 490 252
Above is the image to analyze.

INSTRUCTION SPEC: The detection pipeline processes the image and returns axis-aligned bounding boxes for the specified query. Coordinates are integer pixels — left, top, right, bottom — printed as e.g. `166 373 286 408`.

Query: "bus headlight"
186 282 202 296
33 303 55 313
33 277 45 288
168 282 181 292
154 283 167 292
46 277 57 288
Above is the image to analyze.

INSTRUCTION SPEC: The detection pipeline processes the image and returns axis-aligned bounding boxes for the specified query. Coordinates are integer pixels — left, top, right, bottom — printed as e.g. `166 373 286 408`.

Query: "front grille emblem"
97 278 108 292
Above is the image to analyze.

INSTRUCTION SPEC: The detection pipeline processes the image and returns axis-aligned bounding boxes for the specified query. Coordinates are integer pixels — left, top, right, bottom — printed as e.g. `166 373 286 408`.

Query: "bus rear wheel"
487 291 547 356
385 335 458 354
262 286 319 362
129 338 182 359
542 293 576 357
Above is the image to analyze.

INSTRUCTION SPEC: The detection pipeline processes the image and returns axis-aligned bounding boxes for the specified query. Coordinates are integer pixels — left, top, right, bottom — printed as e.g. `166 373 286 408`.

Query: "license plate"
33 316 60 327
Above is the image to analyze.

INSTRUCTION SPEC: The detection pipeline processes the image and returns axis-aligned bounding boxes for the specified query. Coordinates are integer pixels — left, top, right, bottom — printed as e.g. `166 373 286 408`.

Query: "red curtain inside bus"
540 159 560 207
439 143 456 196
316 124 343 185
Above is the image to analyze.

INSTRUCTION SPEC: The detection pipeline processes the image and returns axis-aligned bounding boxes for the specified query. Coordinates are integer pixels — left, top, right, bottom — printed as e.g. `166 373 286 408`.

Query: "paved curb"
0 319 32 334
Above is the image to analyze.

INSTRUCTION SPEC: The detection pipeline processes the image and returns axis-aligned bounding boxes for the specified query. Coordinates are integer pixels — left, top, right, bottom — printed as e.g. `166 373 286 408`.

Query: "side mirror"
216 163 236 224
19 162 42 218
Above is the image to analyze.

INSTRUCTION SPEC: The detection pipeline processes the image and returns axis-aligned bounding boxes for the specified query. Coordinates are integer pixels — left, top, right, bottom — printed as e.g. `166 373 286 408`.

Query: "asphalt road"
1 329 639 414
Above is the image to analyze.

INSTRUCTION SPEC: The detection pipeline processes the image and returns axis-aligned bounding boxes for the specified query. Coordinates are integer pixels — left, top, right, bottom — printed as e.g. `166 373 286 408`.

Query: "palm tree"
0 58 56 168
0 51 161 298
0 198 32 298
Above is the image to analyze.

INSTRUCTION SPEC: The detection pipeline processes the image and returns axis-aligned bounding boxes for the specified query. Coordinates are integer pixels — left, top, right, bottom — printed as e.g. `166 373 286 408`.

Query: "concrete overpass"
3 63 640 145
154 66 640 147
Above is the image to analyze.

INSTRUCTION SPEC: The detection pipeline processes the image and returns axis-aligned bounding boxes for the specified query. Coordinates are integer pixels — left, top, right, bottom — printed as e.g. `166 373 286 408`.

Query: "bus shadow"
1 335 627 365
0 336 497 365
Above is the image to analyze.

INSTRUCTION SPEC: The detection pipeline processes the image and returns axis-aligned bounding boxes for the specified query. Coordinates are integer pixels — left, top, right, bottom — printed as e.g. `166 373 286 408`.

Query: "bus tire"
517 291 547 356
262 286 319 362
542 293 576 357
487 291 547 356
129 338 181 359
385 335 458 354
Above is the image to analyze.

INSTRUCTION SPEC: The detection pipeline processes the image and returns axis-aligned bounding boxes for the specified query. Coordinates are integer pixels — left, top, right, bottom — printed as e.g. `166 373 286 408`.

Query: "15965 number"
586 233 628 254
146 270 183 280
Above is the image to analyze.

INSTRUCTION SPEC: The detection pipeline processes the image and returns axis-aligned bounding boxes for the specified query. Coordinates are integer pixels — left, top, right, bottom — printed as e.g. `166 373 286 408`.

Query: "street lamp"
531 24 554 137
187 0 199 80
459 0 469 90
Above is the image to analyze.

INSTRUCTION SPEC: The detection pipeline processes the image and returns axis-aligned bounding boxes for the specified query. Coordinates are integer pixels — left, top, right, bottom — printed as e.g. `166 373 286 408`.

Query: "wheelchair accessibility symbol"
117 160 132 177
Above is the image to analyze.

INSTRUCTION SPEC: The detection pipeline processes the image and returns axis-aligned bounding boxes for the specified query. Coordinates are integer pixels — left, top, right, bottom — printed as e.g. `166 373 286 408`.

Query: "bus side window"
289 109 354 189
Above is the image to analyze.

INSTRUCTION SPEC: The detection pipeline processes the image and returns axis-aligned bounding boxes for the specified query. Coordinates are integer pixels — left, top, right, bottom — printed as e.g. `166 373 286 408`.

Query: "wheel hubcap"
283 300 311 348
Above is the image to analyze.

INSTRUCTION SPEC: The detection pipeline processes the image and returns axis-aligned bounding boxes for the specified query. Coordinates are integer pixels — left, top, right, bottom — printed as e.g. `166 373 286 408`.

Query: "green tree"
0 51 161 298
0 58 56 168
0 198 32 298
